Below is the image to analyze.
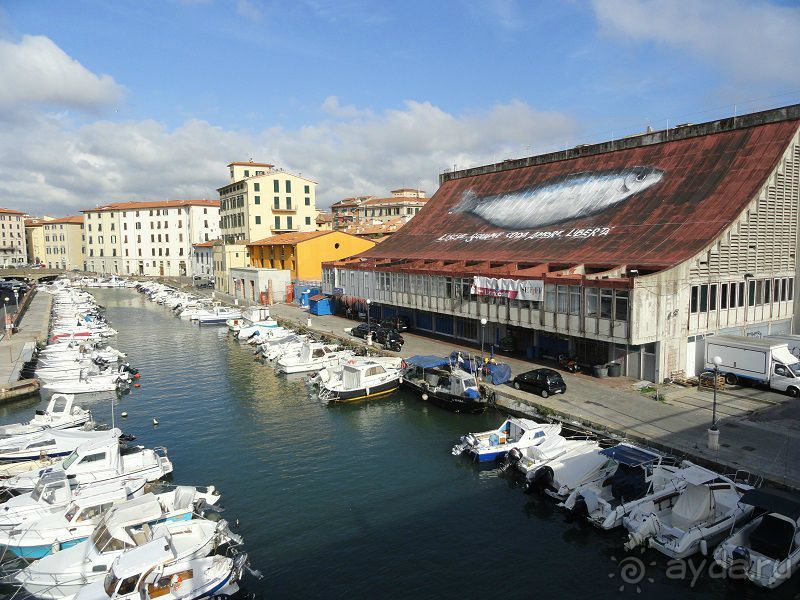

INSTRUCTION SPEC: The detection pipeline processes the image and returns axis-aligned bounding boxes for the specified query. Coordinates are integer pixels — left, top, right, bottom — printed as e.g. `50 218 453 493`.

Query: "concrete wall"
229 267 291 303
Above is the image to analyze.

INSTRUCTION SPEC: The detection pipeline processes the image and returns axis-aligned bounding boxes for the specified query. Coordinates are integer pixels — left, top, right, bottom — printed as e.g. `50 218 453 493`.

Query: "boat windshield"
462 377 477 388
62 450 80 470
30 478 46 502
91 522 128 553
104 572 119 597
64 503 79 522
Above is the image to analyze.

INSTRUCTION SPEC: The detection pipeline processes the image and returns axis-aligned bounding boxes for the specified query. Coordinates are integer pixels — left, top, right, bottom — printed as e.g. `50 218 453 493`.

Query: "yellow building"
25 216 54 265
43 216 85 270
213 241 250 293
247 231 375 281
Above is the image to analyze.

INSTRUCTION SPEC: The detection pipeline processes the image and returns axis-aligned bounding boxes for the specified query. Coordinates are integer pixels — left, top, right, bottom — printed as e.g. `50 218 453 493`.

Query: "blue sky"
0 0 798 215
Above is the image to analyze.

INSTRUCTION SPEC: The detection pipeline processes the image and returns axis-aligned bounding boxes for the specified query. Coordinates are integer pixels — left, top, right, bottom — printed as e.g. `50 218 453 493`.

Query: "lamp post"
13 289 18 307
480 318 487 363
366 298 372 346
708 355 722 450
3 297 9 337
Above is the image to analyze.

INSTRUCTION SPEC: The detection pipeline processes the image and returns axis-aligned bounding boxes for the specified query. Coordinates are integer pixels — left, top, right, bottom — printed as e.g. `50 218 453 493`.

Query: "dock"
0 289 51 403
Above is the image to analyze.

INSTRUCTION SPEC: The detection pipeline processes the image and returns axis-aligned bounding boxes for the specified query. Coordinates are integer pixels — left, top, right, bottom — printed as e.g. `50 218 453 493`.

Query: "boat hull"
325 379 400 403
401 380 486 414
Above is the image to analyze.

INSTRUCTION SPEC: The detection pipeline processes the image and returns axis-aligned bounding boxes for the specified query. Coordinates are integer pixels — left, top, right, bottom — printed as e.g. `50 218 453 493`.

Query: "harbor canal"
1 288 795 599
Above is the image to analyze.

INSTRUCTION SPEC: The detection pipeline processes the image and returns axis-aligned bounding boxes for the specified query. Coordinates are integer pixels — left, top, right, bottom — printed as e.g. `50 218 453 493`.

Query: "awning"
405 355 449 369
600 444 662 466
739 488 800 520
773 347 799 365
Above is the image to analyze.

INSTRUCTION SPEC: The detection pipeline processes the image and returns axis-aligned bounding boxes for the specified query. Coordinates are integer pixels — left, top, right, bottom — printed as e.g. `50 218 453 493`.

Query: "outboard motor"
731 546 752 573
566 495 590 522
524 465 555 495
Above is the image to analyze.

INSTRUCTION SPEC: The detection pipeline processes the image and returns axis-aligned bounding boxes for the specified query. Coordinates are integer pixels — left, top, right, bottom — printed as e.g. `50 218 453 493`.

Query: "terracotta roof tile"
46 215 84 224
83 199 219 213
248 231 331 245
0 208 24 215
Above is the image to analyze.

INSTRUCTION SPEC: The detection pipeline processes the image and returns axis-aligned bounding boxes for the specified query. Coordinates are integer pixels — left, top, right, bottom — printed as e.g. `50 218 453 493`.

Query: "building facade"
191 241 216 278
0 208 27 266
43 216 84 270
24 217 54 265
213 242 249 293
247 231 375 281
83 200 219 276
218 161 317 244
331 188 426 229
323 105 800 383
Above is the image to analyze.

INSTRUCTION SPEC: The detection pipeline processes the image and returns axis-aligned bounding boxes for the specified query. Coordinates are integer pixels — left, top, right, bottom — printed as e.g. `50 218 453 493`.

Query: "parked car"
381 316 410 332
373 327 404 350
349 322 382 339
512 368 567 398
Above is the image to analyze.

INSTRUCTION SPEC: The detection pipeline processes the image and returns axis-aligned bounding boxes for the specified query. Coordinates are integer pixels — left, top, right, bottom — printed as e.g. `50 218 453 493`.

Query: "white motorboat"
623 463 754 558
74 541 247 600
41 372 130 395
0 394 91 437
714 488 800 589
318 357 403 403
451 417 563 463
0 471 146 534
1 431 173 494
228 305 273 334
257 334 307 360
560 444 683 530
520 438 612 500
15 495 240 599
275 342 352 374
1 484 221 560
0 428 116 463
177 303 213 321
193 306 242 325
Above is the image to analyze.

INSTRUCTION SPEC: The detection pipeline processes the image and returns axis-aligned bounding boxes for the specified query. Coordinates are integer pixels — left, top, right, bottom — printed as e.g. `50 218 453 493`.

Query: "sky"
0 0 799 216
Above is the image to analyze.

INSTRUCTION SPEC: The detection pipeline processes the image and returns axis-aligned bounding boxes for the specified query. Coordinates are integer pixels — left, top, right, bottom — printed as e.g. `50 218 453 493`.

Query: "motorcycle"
557 353 581 373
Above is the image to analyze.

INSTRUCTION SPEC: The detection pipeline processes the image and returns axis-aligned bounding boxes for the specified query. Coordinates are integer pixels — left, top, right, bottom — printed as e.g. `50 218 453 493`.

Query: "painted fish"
449 166 664 229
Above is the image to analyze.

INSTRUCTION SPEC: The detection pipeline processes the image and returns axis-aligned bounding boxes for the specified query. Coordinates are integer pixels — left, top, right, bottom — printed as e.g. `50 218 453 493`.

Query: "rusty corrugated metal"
353 120 798 273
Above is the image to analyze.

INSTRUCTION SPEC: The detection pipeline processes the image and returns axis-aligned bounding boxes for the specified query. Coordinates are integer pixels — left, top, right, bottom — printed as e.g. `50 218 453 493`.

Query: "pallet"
699 372 726 390
669 370 699 387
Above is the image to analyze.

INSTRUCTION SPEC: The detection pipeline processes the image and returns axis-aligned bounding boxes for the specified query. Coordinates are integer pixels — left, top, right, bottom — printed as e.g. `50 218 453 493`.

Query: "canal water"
1 289 796 599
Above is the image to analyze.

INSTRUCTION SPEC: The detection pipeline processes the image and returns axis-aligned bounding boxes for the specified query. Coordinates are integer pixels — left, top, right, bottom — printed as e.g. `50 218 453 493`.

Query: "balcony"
271 208 297 214
271 227 299 233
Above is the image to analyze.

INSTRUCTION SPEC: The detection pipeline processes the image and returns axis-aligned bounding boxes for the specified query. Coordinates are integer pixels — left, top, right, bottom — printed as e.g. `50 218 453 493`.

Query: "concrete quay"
0 290 51 402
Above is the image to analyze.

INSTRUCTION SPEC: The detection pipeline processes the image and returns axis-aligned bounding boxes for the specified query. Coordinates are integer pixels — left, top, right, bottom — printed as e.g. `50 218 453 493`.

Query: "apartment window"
111 235 116 244
163 220 168 229
586 288 598 317
137 235 141 243
614 291 628 321
135 222 141 230
179 233 183 242
738 282 745 307
204 220 208 228
699 284 708 312
244 170 250 177
287 197 292 210
774 279 781 303
600 289 613 319
748 280 756 306
544 284 556 312
112 249 117 257
287 216 293 229
274 197 280 209
304 185 310 194
123 223 127 230
110 223 115 231
305 197 310 206
98 224 102 231
569 286 581 315
88 224 92 232
782 278 788 301
285 180 292 193
151 234 155 242
721 283 728 309
765 280 771 304
255 216 261 225
274 216 280 229
254 183 260 192
125 249 129 257
254 196 260 205
305 216 311 225
178 220 182 227
789 278 795 301
273 180 279 193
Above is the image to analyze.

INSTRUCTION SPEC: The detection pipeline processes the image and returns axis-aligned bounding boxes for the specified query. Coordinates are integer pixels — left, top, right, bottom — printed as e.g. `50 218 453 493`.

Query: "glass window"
305 197 310 206
273 180 279 192
254 183 260 192
274 216 280 229
287 197 292 210
765 279 771 304
254 196 260 205
255 216 261 225
720 283 728 309
586 288 598 317
774 279 780 303
304 185 310 193
285 180 292 193
305 216 311 225
287 216 293 229
790 278 794 301
690 286 698 313
600 289 613 319
738 282 745 307
569 286 581 315
709 284 717 311
699 284 708 312
614 291 628 321
748 280 756 306
544 284 556 312
782 278 788 301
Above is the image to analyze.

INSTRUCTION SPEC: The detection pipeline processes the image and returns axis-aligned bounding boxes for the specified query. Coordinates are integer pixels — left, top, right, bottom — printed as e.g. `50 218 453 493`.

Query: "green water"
0 289 796 599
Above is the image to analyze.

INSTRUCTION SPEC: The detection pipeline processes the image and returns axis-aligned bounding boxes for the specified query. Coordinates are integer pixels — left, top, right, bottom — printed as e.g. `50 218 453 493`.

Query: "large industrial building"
322 105 800 383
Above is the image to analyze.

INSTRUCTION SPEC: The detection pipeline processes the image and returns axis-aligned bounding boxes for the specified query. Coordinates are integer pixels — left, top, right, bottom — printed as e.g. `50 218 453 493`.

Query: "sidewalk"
266 302 800 490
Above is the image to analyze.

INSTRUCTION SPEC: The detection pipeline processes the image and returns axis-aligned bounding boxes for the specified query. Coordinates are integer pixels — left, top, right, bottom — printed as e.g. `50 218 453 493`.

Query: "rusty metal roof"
352 117 799 275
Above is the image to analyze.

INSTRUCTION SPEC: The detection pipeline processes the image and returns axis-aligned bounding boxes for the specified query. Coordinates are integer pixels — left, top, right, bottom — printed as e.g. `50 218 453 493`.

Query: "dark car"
512 368 567 398
349 322 381 339
381 316 410 332
373 327 404 349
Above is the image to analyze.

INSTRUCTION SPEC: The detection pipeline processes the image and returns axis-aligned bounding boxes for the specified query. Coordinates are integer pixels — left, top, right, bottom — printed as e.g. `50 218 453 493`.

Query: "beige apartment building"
218 161 318 244
43 216 85 270
331 188 427 229
0 208 28 266
83 199 220 276
24 216 54 265
213 242 249 293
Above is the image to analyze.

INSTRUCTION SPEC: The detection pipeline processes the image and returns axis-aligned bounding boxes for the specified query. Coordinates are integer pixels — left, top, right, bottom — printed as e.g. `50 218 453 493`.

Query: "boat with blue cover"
401 355 487 414
452 417 562 463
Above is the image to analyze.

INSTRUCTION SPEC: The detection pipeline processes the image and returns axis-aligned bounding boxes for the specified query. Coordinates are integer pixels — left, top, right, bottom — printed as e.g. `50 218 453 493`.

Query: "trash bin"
593 365 608 378
607 362 622 377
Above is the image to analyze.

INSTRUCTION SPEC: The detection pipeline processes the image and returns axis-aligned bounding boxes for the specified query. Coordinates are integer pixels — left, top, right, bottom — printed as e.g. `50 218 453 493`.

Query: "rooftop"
83 199 219 213
248 231 331 246
46 216 84 225
0 208 24 215
192 240 218 247
228 161 274 168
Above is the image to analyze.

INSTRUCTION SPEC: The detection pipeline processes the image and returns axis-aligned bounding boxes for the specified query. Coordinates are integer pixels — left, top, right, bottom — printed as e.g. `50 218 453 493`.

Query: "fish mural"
449 166 664 229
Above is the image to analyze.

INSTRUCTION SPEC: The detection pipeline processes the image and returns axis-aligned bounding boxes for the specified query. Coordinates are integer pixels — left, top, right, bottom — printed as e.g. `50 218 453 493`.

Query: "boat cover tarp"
484 363 512 385
600 444 661 466
406 355 450 369
740 488 800 520
610 463 648 502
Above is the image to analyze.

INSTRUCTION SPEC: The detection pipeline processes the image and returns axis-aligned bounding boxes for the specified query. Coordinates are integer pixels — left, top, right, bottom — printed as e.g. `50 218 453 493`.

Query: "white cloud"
0 100 576 216
592 0 800 85
0 35 125 109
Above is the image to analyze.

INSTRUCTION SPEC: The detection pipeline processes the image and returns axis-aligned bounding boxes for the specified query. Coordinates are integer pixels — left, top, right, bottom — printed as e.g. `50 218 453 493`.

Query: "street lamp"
13 289 18 307
480 318 488 362
3 297 9 336
366 298 372 346
708 355 722 450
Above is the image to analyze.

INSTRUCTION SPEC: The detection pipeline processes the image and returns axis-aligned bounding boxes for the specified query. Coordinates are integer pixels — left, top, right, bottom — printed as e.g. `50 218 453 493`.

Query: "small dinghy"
560 444 682 530
0 394 91 438
73 540 247 600
42 372 130 395
14 494 241 599
452 417 562 463
623 463 754 559
318 357 402 403
714 488 800 589
401 355 486 414
1 484 221 560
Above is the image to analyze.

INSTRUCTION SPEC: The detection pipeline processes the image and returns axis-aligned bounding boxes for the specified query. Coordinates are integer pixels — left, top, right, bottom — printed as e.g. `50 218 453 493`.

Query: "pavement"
167 280 800 490
0 289 51 399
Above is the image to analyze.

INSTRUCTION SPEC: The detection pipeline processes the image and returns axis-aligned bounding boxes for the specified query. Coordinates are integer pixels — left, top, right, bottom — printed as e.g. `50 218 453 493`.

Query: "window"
614 291 628 321
254 182 260 192
748 280 756 306
273 180 280 193
255 216 261 225
586 288 598 317
274 216 280 229
569 286 581 315
254 196 260 205
304 185 310 193
782 278 788 301
774 279 781 303
286 197 292 210
556 285 568 313
765 279 771 304
274 197 280 209
738 282 745 306
709 284 717 311
600 289 613 319
305 197 310 206
790 277 794 301
244 169 250 177
690 286 698 313
721 283 728 309
544 284 556 312
305 216 311 225
699 284 708 312
285 180 292 193
287 216 293 229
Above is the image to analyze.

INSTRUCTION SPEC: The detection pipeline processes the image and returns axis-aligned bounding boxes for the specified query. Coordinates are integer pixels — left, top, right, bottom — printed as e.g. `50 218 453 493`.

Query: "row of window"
0 215 21 221
86 207 206 219
690 278 794 314
45 247 67 254
1 231 22 237
44 235 66 242
89 246 185 258
545 285 628 321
